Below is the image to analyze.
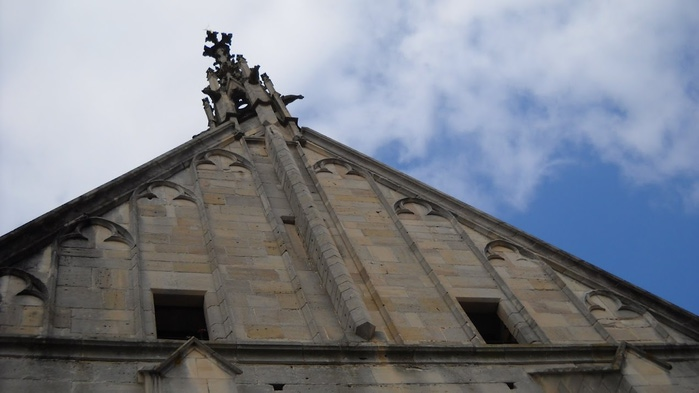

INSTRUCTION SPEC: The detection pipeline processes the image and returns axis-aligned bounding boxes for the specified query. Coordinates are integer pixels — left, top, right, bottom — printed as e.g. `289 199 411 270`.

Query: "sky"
1 1 698 315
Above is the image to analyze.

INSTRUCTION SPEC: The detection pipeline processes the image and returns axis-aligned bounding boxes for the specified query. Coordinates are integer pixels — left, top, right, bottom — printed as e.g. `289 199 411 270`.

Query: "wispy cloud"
1 1 697 235
292 1 699 211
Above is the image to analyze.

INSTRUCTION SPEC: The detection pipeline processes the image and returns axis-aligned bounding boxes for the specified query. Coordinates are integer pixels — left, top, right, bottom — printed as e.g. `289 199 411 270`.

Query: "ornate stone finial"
201 31 250 126
202 98 216 127
200 31 303 132
203 31 234 67
248 65 261 85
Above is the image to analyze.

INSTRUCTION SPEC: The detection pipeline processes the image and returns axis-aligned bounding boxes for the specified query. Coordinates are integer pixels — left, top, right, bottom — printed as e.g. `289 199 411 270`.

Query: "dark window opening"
154 293 209 340
270 383 285 391
281 215 295 224
460 300 517 344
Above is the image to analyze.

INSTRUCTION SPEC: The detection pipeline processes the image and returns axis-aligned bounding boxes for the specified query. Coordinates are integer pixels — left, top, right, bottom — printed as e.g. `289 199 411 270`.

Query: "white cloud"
1 1 698 235
294 1 699 210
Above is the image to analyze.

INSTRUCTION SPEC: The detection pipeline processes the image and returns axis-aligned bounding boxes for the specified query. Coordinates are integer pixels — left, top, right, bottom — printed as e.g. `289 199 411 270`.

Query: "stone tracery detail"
135 180 198 204
58 217 135 249
313 158 365 177
0 267 48 303
584 289 674 343
194 149 252 172
0 267 47 334
393 197 449 219
201 31 251 124
585 290 647 320
484 239 538 261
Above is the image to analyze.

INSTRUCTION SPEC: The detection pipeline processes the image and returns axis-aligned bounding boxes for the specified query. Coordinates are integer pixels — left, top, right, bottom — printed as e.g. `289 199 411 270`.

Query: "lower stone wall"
0 358 149 393
1 341 698 393
0 358 539 392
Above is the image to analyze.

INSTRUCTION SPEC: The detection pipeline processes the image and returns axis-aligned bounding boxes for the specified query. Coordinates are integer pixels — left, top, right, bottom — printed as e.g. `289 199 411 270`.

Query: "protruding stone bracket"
0 267 48 302
355 321 376 341
261 73 305 135
292 134 306 146
281 94 304 105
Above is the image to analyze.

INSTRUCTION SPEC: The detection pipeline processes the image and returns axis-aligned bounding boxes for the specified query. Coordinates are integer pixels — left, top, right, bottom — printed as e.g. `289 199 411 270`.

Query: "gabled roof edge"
0 122 239 266
300 127 699 338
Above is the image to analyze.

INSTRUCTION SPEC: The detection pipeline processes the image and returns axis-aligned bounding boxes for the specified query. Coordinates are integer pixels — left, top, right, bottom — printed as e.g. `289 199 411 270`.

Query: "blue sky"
1 1 698 315
505 158 699 314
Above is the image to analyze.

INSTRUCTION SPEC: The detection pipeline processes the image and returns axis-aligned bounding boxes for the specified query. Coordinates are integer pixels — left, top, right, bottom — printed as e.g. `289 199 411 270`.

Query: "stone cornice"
1 336 698 367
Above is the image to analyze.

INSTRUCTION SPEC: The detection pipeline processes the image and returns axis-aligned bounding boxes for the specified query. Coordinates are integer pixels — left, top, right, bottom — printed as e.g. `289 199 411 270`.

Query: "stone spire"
200 31 304 139
201 31 250 127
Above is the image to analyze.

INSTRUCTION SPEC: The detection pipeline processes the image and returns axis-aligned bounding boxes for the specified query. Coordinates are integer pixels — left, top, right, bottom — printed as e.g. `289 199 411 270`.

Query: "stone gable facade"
1 32 698 392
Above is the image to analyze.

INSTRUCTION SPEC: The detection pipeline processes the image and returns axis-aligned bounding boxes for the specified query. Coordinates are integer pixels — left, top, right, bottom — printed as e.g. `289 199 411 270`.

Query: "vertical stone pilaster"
265 126 375 340
538 260 615 343
240 139 327 342
132 181 214 340
448 219 550 344
238 58 277 126
368 190 481 344
128 200 146 340
299 156 402 343
52 217 138 339
46 244 60 337
191 161 236 341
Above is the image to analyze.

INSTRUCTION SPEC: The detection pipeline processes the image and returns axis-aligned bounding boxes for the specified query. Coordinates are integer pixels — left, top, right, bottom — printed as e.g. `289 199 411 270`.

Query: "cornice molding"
1 336 697 365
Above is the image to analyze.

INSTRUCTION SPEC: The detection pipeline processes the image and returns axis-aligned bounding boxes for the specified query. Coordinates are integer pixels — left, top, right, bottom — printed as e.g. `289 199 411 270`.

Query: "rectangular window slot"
459 299 517 344
281 215 296 225
153 292 209 340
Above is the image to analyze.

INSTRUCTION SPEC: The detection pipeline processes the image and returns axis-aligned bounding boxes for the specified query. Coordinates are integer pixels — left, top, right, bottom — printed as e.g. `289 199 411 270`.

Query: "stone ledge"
2 336 697 366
